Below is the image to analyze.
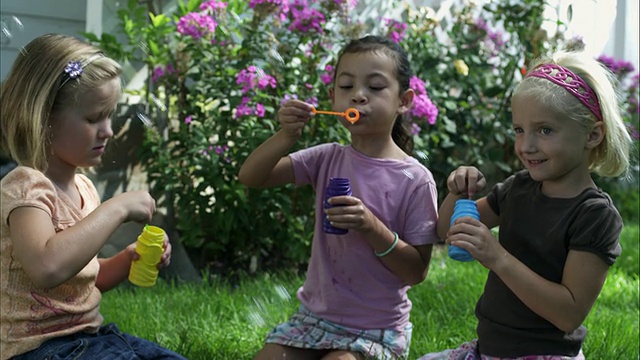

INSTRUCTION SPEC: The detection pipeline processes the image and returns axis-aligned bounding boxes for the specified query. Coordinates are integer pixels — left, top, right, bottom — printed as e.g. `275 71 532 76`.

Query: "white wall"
0 0 87 80
602 0 639 71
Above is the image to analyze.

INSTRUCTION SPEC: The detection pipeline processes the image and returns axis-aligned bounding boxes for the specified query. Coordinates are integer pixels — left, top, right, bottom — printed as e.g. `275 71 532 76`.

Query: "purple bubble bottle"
448 199 480 262
323 177 352 235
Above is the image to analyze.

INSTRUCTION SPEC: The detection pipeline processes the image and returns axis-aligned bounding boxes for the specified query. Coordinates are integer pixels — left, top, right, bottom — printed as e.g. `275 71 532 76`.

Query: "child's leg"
13 323 187 360
253 343 330 360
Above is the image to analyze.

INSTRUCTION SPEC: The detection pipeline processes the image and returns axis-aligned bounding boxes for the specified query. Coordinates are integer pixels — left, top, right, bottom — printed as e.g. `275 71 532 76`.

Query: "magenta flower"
236 66 277 94
320 64 334 85
152 66 165 83
184 115 193 124
333 0 357 8
214 145 229 154
199 0 227 12
234 97 266 119
411 94 438 125
383 18 407 44
255 103 265 117
305 96 318 107
152 64 177 83
408 76 438 125
177 12 217 40
288 0 325 34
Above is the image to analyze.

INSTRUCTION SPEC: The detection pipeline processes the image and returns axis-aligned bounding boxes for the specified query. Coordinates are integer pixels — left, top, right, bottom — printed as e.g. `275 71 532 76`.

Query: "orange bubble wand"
311 107 360 124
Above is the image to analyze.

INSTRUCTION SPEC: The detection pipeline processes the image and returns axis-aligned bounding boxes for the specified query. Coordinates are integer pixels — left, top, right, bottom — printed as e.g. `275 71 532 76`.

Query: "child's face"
511 94 600 196
331 51 412 134
48 78 120 170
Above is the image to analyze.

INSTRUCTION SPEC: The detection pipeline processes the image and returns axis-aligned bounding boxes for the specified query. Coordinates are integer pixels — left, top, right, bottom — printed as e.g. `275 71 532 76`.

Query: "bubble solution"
129 225 165 287
323 177 352 235
448 199 480 262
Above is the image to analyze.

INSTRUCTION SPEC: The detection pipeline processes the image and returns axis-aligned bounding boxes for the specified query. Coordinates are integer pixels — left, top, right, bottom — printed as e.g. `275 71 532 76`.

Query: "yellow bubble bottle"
128 225 165 287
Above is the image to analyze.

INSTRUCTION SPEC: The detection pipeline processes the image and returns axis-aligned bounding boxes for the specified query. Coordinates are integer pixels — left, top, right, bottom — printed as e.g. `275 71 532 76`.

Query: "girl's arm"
326 196 432 285
96 236 172 292
239 100 313 188
10 190 156 289
436 191 464 239
450 217 609 332
437 166 499 239
364 216 433 285
96 244 135 291
491 247 608 332
238 130 297 188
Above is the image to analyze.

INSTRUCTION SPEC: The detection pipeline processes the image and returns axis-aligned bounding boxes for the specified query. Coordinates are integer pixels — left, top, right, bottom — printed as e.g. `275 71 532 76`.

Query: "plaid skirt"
417 339 585 360
263 305 412 359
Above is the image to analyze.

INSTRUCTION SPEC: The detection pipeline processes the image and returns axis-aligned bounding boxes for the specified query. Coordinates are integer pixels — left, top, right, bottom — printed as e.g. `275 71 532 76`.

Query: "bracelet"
375 231 399 257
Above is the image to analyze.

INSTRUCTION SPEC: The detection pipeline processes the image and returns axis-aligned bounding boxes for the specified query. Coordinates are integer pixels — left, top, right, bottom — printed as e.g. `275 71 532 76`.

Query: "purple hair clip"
63 60 83 79
525 63 602 121
59 53 103 89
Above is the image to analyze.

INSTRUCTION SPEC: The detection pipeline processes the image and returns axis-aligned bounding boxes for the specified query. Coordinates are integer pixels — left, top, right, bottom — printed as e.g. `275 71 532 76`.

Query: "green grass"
102 225 639 359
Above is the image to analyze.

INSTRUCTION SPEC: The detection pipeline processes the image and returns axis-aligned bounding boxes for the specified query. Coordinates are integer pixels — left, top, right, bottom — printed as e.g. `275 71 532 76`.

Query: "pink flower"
236 66 277 94
408 76 438 125
384 18 407 43
184 115 193 124
177 12 217 40
320 64 334 85
288 0 325 34
199 0 227 12
152 66 165 83
234 97 266 118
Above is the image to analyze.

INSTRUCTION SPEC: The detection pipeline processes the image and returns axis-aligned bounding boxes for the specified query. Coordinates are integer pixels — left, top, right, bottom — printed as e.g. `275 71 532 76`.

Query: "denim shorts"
12 323 187 360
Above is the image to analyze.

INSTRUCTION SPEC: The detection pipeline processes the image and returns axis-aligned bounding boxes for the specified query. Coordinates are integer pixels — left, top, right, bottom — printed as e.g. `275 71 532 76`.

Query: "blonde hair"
0 34 122 171
513 51 632 177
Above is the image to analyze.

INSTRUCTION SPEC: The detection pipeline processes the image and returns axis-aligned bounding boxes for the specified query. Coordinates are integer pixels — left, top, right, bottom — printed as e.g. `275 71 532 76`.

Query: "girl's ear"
329 88 334 104
397 89 415 114
586 121 605 149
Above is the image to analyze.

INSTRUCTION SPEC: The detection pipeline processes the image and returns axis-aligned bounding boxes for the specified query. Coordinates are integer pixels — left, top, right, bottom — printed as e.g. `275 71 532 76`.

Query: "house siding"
1 0 87 80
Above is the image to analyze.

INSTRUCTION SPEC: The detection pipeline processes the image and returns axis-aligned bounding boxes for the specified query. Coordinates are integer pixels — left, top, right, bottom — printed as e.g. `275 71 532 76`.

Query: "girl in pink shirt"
0 34 185 360
240 35 439 360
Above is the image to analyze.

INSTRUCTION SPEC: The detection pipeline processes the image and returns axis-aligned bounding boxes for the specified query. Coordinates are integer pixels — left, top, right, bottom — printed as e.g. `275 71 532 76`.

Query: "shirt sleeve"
1 167 57 226
402 179 439 246
486 173 517 216
290 143 336 187
568 197 623 265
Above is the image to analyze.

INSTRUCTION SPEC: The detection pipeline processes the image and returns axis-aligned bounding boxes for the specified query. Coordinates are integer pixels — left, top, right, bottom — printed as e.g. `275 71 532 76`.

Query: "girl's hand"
446 217 505 269
125 232 172 268
158 234 172 269
324 195 377 232
110 190 156 223
447 166 487 198
278 99 314 138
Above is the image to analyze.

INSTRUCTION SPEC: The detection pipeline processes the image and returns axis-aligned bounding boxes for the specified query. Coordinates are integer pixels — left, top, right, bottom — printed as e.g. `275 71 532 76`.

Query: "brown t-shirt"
476 170 622 357
1 167 103 359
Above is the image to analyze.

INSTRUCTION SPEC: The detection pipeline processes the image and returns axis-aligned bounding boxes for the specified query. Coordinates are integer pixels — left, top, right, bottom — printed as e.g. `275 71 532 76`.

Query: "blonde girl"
420 51 632 359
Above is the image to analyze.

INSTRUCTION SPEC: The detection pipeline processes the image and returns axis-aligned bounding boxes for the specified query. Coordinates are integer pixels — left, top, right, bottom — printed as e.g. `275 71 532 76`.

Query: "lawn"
101 225 640 359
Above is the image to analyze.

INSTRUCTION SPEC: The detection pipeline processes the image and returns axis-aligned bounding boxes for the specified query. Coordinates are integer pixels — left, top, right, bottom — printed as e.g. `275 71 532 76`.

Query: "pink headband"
525 63 602 121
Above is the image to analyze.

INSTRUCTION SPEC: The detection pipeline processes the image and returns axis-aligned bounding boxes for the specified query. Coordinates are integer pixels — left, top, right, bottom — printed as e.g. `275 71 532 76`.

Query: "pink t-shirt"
290 143 439 330
1 167 103 359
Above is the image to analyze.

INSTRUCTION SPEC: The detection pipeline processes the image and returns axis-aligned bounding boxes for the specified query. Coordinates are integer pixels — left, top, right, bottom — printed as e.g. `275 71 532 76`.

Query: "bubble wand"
312 107 360 124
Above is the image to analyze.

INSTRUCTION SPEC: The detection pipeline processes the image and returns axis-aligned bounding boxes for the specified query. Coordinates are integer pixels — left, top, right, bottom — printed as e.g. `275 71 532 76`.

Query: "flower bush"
85 0 637 275
594 54 640 221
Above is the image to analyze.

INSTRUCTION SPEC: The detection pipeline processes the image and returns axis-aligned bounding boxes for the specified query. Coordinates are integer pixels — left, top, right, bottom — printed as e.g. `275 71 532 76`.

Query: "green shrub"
84 0 639 275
